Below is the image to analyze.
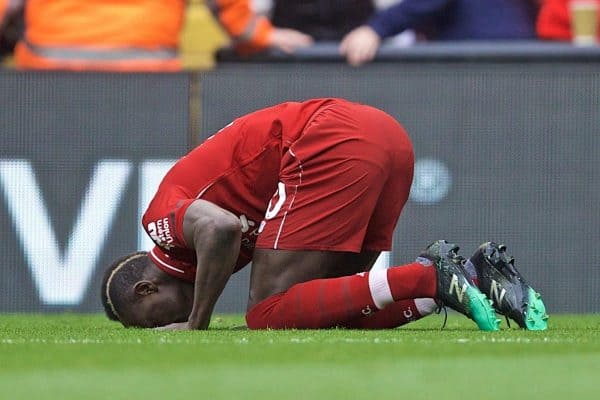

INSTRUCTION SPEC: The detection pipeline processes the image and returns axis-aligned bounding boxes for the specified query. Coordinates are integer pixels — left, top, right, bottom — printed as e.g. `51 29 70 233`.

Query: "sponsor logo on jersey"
147 218 174 250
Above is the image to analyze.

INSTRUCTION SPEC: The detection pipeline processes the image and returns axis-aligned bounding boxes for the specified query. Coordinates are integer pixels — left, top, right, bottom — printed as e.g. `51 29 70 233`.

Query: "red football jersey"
143 99 338 281
143 98 414 282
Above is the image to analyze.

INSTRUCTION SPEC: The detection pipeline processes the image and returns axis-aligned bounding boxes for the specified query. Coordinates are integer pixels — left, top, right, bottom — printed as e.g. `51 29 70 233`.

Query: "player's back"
157 98 337 205
146 98 339 240
142 99 339 275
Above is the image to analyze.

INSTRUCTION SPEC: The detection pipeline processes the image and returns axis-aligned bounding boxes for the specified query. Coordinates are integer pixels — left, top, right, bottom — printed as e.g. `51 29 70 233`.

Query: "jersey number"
265 182 287 220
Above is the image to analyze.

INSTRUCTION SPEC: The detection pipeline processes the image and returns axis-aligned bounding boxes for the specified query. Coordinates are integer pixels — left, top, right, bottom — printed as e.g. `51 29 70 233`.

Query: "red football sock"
344 298 437 329
245 261 437 329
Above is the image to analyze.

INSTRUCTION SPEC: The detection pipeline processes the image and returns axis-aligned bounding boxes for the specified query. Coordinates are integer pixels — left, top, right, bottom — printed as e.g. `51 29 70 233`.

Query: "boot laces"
435 302 448 330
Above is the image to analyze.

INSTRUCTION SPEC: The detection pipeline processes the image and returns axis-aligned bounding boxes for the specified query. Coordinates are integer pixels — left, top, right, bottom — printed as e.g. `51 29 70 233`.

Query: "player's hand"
339 25 382 67
154 322 191 331
270 28 314 54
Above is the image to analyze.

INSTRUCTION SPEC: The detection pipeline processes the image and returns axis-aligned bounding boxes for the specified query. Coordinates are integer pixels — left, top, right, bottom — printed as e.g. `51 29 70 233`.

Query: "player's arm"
182 199 242 329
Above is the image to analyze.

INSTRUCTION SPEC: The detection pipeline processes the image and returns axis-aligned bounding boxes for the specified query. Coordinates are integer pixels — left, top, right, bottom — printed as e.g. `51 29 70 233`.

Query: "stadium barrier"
1 43 599 314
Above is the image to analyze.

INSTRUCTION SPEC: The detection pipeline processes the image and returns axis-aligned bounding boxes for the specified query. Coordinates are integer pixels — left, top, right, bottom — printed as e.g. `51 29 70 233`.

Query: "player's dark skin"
120 199 380 330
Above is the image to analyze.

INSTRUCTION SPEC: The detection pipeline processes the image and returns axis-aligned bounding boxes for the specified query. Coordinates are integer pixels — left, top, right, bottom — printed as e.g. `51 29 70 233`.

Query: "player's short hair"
100 251 149 323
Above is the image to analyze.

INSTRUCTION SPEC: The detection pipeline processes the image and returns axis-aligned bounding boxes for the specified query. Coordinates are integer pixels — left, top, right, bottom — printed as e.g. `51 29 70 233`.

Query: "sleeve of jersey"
142 196 197 252
148 246 197 283
212 0 273 52
150 243 251 282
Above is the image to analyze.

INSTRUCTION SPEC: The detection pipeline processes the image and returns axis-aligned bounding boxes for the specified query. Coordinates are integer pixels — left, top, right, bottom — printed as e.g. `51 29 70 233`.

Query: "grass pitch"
0 314 598 400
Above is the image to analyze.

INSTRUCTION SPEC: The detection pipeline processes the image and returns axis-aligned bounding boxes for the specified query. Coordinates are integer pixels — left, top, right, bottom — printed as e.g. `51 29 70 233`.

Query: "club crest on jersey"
147 218 174 250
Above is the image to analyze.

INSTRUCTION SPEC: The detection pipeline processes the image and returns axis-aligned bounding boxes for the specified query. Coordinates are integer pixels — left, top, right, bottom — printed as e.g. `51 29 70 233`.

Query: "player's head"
101 251 193 328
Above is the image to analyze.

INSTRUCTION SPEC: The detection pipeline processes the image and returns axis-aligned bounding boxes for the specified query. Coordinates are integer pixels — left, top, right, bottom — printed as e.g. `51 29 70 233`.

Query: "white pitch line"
0 336 590 345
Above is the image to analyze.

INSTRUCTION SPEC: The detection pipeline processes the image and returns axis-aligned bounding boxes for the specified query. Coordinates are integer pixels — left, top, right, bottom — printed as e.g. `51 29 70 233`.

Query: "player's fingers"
153 325 169 331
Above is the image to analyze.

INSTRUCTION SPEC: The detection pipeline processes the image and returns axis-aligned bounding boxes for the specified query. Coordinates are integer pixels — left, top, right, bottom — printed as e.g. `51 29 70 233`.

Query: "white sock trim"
368 269 394 310
414 298 437 316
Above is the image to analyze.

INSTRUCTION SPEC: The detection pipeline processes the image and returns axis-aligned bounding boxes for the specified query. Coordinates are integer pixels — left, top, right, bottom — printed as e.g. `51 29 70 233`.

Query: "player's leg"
246 248 440 329
343 298 438 329
247 249 378 310
247 101 497 330
246 242 499 330
334 104 437 328
246 102 436 329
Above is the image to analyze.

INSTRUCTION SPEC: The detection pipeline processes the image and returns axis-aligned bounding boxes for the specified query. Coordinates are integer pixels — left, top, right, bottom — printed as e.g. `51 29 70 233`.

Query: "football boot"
466 242 548 330
418 240 500 331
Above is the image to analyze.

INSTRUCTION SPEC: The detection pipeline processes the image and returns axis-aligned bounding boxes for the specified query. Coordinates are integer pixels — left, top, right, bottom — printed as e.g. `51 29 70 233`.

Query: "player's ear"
134 280 158 296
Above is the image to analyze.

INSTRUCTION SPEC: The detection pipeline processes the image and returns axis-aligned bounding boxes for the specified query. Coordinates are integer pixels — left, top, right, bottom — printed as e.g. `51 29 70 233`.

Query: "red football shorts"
255 101 414 253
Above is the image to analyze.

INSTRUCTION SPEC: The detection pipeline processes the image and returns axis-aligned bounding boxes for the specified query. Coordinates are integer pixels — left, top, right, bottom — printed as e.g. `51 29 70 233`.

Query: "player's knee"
245 307 267 330
245 292 286 330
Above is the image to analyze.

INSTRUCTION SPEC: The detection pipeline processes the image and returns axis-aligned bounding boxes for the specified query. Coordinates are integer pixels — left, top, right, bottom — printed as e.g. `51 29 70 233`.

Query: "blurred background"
0 0 598 316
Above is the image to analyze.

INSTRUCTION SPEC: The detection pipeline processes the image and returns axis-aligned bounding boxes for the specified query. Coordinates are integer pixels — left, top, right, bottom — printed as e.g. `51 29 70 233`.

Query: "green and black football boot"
467 242 548 330
418 240 500 331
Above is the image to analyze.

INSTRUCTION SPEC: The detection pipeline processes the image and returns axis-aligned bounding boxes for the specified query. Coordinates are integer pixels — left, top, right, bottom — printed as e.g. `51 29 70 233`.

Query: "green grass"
0 314 598 400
